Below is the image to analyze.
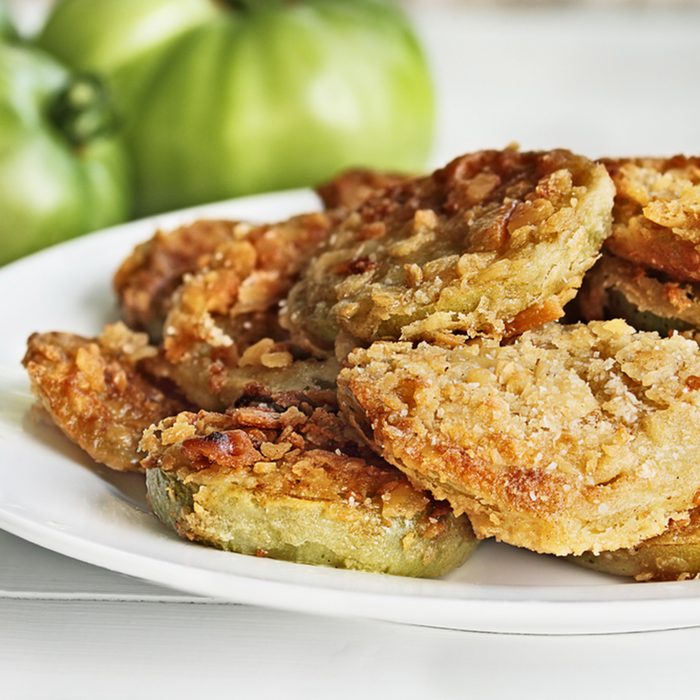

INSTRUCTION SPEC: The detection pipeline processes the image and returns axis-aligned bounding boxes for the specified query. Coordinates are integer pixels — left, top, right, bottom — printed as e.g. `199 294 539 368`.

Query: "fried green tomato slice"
603 157 700 283
338 320 700 556
570 509 700 581
141 405 476 577
162 213 336 410
113 169 404 342
578 254 700 337
285 148 614 354
114 220 242 341
23 323 187 471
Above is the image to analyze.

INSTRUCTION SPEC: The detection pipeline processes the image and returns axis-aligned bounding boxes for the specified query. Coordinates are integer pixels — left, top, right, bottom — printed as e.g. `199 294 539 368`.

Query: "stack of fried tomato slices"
24 151 700 582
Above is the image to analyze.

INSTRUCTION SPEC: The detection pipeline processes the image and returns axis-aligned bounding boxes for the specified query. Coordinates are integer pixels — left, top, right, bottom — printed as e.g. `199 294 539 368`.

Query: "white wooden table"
5 528 700 699
4 6 700 698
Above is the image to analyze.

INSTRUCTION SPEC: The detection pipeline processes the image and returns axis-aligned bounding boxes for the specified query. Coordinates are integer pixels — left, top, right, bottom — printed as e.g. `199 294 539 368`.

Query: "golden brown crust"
338 321 700 555
571 508 700 581
22 323 188 472
578 254 700 335
315 168 413 211
163 213 331 361
604 157 700 282
162 214 335 409
113 220 240 340
286 148 614 354
141 405 441 522
167 341 339 413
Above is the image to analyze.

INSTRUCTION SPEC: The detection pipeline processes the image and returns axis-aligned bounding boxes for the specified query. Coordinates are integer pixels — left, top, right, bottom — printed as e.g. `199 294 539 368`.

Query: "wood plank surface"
2 599 700 700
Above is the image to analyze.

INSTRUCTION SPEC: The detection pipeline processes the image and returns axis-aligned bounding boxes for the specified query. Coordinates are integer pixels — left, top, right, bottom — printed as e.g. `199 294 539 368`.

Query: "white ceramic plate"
3 190 700 635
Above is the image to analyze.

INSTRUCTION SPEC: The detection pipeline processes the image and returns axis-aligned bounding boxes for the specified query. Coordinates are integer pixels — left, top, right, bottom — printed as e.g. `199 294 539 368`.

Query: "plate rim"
4 509 700 636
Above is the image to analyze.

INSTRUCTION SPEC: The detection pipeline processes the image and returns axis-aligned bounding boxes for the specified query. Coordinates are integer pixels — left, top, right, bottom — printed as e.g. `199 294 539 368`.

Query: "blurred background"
2 0 700 263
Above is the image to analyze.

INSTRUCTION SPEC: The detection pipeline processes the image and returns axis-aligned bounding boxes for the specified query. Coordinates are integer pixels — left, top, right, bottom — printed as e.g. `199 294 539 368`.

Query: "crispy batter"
578 254 700 336
141 405 476 577
286 148 614 354
162 213 336 409
114 220 241 340
114 171 405 341
22 323 187 472
571 508 700 581
142 405 390 493
338 321 700 556
315 168 413 211
604 157 700 282
164 214 331 361
168 339 339 413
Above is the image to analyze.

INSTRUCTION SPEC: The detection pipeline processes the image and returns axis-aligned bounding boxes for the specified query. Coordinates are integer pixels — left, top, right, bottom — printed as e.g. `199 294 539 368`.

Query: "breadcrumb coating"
114 171 403 341
571 508 700 581
315 168 413 211
578 254 700 336
604 157 700 282
287 148 614 353
114 220 240 341
338 321 700 555
142 405 407 503
162 213 335 409
23 323 187 471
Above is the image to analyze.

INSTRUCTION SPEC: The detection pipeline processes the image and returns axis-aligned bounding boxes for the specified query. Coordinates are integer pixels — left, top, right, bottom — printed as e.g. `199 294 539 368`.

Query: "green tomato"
38 0 434 216
0 2 17 41
38 0 219 111
0 44 131 265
